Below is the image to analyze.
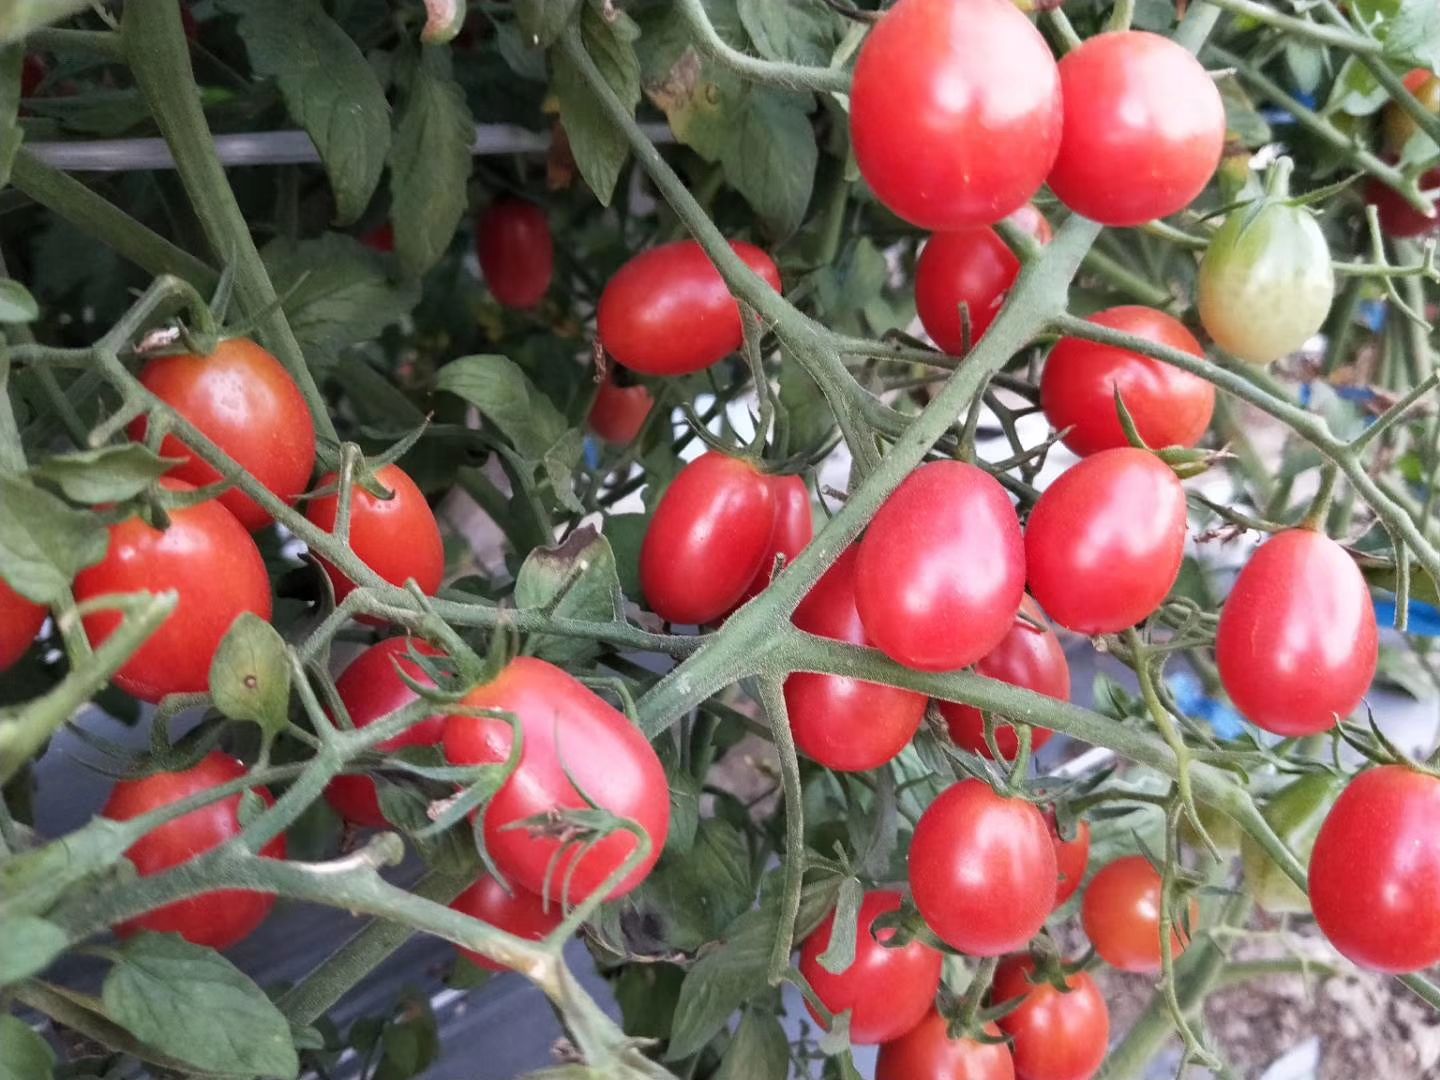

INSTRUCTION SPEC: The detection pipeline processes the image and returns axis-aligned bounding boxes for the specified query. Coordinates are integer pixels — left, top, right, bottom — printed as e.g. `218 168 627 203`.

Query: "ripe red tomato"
1048 32 1225 226
101 752 286 949
1214 529 1377 737
442 657 668 903
639 453 777 625
875 1010 1014 1080
305 463 445 608
324 638 446 828
1024 448 1187 635
733 474 813 609
993 956 1109 1080
74 480 272 703
850 0 1061 229
1049 813 1092 909
785 547 928 771
587 374 654 445
130 338 317 532
909 780 1056 956
1039 307 1214 457
0 579 46 673
798 890 943 1045
597 241 781 377
940 596 1068 760
856 460 1025 672
449 874 565 972
1368 167 1440 238
915 207 1052 355
1081 856 1193 974
476 199 553 310
1309 765 1440 973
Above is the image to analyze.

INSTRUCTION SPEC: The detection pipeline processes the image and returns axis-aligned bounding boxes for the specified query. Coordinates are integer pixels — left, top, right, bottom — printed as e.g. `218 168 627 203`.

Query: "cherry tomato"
1214 529 1377 737
785 547 928 771
361 222 395 253
875 1010 1014 1080
850 0 1061 229
476 199 553 310
915 207 1052 355
1309 765 1440 974
449 874 565 972
798 890 943 1045
910 779 1056 956
733 473 813 609
22 55 45 97
856 460 1025 672
940 596 1068 760
442 657 668 902
993 956 1109 1080
305 463 445 608
324 638 446 828
1081 856 1193 974
639 453 777 625
74 480 272 703
130 337 317 532
587 373 654 445
1048 32 1225 226
597 241 781 377
1367 166 1440 238
0 579 46 673
101 752 286 949
1383 69 1440 155
1024 448 1187 635
1040 307 1214 457
1049 812 1091 909
1241 771 1343 915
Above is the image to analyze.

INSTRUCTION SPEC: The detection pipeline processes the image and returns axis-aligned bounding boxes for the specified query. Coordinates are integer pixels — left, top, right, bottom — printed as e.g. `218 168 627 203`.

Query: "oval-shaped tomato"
1050 812 1092 909
940 597 1068 761
785 547 929 771
476 199 553 310
876 1010 1014 1080
587 374 654 445
450 874 565 972
733 474 813 609
798 889 943 1046
74 480 272 703
1025 448 1187 635
850 0 1062 229
101 752 286 949
130 337 317 531
324 638 447 828
857 460 1025 672
1040 307 1214 457
1309 765 1440 973
910 780 1056 955
1214 529 1377 737
1368 166 1440 238
1048 32 1225 226
993 956 1109 1080
442 657 668 903
597 241 781 377
1081 856 1193 974
639 453 777 625
1383 69 1440 155
0 579 46 673
305 463 445 608
1241 771 1343 915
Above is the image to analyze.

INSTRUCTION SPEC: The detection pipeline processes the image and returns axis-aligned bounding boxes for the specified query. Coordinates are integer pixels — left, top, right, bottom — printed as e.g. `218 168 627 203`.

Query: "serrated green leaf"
29 444 178 504
0 473 107 605
1324 56 1389 117
516 0 582 47
208 613 291 740
627 818 753 952
737 0 841 66
721 90 817 238
0 915 67 987
602 513 648 599
1386 0 1440 71
0 1015 54 1080
513 526 622 662
816 876 862 975
0 279 37 322
551 3 641 205
716 1008 790 1080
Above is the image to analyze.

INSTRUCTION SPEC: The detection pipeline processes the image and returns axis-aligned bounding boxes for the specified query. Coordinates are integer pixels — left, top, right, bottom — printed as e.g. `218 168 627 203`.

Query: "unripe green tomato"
1241 772 1345 914
1180 801 1243 857
1196 197 1334 365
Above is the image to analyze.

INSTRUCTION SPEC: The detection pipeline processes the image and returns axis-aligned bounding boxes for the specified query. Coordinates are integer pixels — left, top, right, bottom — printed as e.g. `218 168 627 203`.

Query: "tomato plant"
1049 812 1092 909
731 472 813 609
993 956 1109 1080
449 875 565 973
875 1010 1014 1080
1081 856 1193 975
476 198 553 310
0 579 46 673
587 373 654 445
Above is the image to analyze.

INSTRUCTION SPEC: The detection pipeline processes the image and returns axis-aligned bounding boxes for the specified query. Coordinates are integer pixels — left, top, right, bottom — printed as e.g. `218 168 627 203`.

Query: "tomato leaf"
736 0 842 67
1385 0 1440 71
0 473 108 605
0 280 37 323
29 444 179 504
208 612 292 742
715 1008 790 1080
623 818 753 952
513 526 622 663
0 915 67 988
0 1014 54 1080
1323 57 1390 117
815 875 862 975
551 1 641 206
516 0 582 48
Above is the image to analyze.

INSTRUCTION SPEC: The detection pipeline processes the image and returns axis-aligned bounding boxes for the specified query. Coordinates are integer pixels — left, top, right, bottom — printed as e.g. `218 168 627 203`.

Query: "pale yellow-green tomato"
1241 772 1345 915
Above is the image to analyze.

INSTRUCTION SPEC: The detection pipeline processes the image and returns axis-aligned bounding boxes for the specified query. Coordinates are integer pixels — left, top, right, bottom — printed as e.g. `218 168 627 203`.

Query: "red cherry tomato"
1214 529 1378 737
305 463 445 608
850 0 1061 229
1081 856 1193 974
324 638 446 828
476 199 553 310
597 241 781 377
1024 448 1187 635
993 956 1109 1080
785 547 929 771
1309 765 1440 974
130 338 317 532
450 875 565 972
875 1010 1014 1080
22 55 45 97
1049 813 1092 909
733 474 813 609
442 657 668 903
587 374 654 445
639 453 777 625
361 222 395 253
101 752 285 949
940 596 1068 760
0 579 46 673
856 460 1025 672
74 480 272 703
798 890 943 1046
909 780 1057 956
1367 167 1440 238
915 208 1052 355
1040 307 1214 457
1048 32 1225 226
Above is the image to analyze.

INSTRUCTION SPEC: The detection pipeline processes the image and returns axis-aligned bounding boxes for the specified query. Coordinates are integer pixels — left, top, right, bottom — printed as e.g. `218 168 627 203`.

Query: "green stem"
758 676 804 986
674 0 852 94
1202 0 1380 52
